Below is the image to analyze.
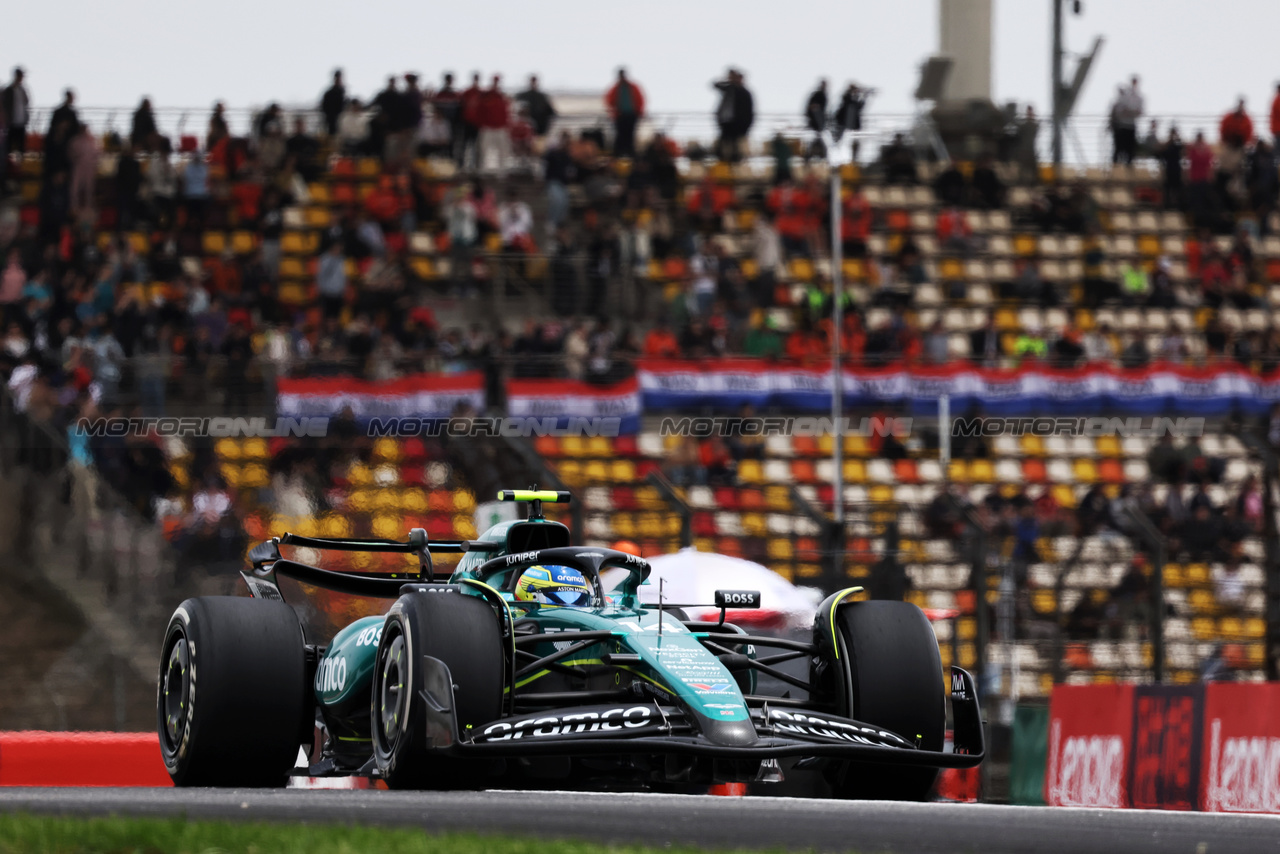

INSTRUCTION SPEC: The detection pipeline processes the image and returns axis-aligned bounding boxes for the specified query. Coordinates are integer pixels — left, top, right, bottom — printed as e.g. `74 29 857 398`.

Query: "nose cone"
698 716 759 747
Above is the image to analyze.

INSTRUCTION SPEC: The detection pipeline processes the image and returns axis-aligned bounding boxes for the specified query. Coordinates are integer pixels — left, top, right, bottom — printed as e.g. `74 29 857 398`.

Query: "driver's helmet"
514 565 594 608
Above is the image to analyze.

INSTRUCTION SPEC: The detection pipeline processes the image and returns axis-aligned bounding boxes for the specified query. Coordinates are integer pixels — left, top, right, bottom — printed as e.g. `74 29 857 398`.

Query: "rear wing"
242 529 501 601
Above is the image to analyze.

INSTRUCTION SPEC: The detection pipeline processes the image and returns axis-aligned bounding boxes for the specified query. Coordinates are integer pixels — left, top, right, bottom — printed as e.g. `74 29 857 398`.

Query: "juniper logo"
952 417 1205 438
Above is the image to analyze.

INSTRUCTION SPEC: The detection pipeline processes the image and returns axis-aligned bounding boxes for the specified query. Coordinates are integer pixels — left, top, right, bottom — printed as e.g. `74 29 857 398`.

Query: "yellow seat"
584 460 609 483
411 258 434 279
281 232 307 254
371 514 402 539
279 257 306 279
372 438 401 462
1244 617 1267 639
842 259 865 281
1163 564 1185 587
1191 617 1216 640
453 491 476 513
202 232 227 254
789 258 815 281
1186 564 1210 586
319 514 353 538
765 485 791 511
940 258 963 280
1052 484 1076 508
452 515 477 539
767 538 794 561
304 207 331 228
613 514 637 539
742 513 767 537
308 183 330 204
401 489 428 514
970 460 995 482
817 435 835 456
357 158 381 177
869 484 894 504
231 231 256 254
1188 588 1215 615
638 512 664 540
842 460 866 483
842 435 870 457
1021 435 1045 457
948 460 970 483
1073 459 1098 484
1032 589 1057 614
1014 234 1038 256
1095 435 1120 457
1138 234 1160 257
1219 617 1244 639
609 460 637 483
739 460 765 484
561 437 587 458
279 282 307 305
557 460 583 487
214 438 241 460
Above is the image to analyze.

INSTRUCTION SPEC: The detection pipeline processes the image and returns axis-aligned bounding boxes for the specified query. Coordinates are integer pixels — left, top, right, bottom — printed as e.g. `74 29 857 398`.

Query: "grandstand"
3 83 1279 732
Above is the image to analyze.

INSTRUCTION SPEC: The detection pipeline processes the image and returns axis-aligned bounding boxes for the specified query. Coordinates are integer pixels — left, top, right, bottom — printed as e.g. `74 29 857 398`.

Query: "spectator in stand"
433 73 462 162
68 122 98 218
477 75 510 176
923 319 949 364
2 67 30 155
972 156 1005 209
316 242 347 319
515 75 556 141
969 311 1000 365
1248 139 1278 234
643 318 680 358
1108 76 1143 165
1220 98 1254 151
767 179 814 257
743 313 784 358
1186 131 1215 225
130 97 158 152
1139 119 1162 160
49 88 78 138
1012 106 1039 182
605 69 645 159
713 69 754 164
882 133 917 184
207 101 229 152
1159 125 1184 209
320 70 345 137
804 79 828 154
543 130 574 231
459 73 484 170
934 161 966 207
841 184 871 258
833 83 871 161
498 189 533 252
936 206 973 254
337 98 368 155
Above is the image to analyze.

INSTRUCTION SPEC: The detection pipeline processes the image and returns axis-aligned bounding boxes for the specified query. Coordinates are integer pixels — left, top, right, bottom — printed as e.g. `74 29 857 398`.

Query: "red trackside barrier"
0 731 172 787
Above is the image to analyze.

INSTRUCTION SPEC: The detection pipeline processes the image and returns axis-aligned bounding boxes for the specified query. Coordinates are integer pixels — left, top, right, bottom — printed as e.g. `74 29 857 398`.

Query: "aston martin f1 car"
157 490 983 798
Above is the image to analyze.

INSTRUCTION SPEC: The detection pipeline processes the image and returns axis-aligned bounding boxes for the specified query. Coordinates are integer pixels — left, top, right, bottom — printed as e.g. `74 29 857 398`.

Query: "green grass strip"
0 813 754 854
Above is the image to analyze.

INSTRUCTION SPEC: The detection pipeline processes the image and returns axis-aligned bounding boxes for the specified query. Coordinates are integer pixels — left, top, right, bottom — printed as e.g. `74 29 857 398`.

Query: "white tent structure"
600 548 823 633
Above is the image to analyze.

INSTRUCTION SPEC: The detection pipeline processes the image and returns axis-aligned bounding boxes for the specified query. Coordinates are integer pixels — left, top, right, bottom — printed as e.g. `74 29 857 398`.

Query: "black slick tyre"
157 596 308 787
828 600 946 800
371 591 504 789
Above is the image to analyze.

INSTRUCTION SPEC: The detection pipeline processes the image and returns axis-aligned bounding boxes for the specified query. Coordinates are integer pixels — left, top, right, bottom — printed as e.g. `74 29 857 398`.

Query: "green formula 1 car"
156 490 983 798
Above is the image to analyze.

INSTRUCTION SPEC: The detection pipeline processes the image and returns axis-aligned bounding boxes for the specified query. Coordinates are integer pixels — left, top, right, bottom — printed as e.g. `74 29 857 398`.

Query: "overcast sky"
2 0 1277 130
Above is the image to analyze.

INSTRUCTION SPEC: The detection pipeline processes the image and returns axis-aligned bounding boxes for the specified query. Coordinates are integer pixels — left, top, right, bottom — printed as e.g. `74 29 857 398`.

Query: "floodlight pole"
830 142 844 532
1051 0 1064 167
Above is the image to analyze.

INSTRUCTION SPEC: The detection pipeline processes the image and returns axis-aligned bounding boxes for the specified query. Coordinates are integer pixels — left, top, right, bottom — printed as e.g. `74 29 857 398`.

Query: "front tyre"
371 592 504 789
157 596 309 787
827 600 946 801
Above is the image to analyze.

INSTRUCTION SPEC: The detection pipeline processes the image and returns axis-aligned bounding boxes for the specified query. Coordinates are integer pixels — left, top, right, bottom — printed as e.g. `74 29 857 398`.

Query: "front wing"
417 656 985 768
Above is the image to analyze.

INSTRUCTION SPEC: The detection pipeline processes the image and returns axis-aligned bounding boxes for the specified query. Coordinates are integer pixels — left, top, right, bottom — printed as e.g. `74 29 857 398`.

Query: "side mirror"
714 590 761 609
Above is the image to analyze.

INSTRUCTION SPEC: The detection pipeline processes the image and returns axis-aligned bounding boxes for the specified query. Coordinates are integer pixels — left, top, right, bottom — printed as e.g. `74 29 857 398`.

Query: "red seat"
1099 459 1125 483
893 459 918 483
714 487 740 511
716 537 744 558
398 463 425 485
427 490 453 513
635 460 660 479
611 487 638 511
614 436 639 457
401 437 427 462
180 135 199 153
739 489 765 511
692 512 716 537
1023 459 1048 483
426 516 454 538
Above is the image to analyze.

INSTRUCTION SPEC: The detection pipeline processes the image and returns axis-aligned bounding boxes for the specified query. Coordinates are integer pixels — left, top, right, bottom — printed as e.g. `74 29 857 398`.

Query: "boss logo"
714 590 761 608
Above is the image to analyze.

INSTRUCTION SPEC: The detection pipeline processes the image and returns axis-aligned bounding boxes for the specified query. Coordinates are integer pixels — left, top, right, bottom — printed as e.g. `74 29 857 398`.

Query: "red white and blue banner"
277 372 485 420
506 377 643 434
635 360 1275 416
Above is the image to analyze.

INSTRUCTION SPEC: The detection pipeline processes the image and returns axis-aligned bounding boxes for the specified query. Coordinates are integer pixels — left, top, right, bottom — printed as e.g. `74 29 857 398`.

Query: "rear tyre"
371 592 504 789
157 596 308 787
827 600 945 801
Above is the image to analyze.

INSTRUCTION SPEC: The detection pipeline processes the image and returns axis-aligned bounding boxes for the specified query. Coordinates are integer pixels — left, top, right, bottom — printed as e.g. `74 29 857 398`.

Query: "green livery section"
312 513 756 738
